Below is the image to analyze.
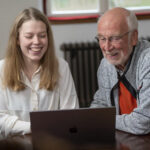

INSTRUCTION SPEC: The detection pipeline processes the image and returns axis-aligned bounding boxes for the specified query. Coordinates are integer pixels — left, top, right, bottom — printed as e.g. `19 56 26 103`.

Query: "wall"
0 0 42 59
52 19 150 58
51 22 97 57
0 0 150 59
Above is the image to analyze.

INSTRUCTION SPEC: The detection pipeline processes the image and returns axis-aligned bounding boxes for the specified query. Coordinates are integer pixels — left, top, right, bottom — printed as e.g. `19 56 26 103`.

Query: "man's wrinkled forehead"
98 7 130 24
97 8 129 32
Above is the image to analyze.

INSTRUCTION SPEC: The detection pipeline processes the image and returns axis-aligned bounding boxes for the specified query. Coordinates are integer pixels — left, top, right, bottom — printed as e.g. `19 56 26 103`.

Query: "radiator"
61 41 103 107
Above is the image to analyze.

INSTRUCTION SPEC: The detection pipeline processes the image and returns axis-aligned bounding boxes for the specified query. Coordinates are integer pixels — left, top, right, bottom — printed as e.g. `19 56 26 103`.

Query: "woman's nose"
33 36 40 44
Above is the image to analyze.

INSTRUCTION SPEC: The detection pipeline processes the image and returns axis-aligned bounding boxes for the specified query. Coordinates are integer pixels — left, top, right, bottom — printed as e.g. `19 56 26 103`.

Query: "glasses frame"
95 31 132 44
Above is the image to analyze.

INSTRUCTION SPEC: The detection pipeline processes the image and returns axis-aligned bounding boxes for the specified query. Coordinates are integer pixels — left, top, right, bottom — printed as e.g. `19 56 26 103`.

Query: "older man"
90 7 150 135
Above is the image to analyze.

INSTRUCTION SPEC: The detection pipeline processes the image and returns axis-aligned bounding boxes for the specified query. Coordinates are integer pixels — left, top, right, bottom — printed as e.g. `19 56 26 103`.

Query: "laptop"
30 107 116 146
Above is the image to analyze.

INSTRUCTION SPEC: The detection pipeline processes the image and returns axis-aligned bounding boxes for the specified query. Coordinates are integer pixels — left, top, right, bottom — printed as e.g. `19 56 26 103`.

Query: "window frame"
42 0 150 24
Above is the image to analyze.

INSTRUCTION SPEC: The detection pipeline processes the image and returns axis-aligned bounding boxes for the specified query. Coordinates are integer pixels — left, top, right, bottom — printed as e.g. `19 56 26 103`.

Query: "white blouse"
0 57 79 137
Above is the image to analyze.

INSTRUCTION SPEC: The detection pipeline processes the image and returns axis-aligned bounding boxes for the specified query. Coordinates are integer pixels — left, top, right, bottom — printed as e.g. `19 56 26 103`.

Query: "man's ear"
132 30 138 46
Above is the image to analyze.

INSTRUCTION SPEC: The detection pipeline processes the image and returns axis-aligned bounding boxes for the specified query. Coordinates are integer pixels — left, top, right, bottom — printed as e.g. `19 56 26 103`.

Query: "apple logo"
69 126 78 134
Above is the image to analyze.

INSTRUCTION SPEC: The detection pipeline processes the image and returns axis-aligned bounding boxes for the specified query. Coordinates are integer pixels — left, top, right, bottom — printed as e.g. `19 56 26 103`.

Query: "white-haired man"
91 7 150 135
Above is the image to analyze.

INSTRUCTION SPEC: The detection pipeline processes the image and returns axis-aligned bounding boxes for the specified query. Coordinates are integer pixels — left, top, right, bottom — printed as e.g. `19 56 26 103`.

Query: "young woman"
0 7 79 137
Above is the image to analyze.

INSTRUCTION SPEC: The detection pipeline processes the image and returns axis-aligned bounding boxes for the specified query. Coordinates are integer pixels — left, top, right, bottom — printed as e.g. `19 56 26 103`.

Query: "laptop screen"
30 107 116 145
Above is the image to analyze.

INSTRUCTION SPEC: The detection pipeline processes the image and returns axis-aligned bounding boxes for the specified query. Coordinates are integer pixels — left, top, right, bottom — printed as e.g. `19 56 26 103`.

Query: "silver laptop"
30 107 116 145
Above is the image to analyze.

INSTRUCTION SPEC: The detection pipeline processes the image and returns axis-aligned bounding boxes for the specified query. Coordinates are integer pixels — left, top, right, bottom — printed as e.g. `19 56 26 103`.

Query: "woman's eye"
25 36 32 39
39 34 46 38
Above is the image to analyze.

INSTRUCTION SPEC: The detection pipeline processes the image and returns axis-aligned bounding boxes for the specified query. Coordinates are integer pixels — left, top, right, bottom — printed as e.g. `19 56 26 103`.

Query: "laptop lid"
30 107 116 145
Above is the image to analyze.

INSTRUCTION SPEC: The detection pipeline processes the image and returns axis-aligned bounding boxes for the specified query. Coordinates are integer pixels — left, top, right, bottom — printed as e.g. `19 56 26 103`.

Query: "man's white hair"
127 10 138 31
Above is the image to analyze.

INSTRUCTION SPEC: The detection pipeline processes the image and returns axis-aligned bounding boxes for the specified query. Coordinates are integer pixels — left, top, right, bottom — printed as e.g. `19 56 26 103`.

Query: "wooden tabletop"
0 130 150 150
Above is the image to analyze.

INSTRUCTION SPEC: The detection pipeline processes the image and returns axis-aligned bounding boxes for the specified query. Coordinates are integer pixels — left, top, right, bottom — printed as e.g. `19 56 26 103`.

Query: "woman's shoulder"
57 57 68 65
57 57 69 68
0 59 5 69
0 59 5 77
0 59 4 64
57 57 70 74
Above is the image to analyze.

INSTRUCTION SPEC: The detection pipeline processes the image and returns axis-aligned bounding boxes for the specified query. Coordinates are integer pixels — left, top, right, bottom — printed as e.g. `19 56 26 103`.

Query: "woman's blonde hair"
3 7 59 91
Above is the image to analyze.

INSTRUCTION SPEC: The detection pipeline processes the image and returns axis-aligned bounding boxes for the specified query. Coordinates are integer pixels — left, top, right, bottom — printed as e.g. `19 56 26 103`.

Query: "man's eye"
112 36 120 41
100 37 106 41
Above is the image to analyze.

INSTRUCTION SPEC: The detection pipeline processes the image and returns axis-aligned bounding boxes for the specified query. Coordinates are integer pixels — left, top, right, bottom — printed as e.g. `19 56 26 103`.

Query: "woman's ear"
17 37 20 45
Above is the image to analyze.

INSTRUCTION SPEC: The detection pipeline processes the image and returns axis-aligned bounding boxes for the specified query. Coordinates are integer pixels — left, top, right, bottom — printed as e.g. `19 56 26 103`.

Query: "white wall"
0 0 150 59
52 20 150 57
51 23 97 57
138 20 150 37
0 0 41 59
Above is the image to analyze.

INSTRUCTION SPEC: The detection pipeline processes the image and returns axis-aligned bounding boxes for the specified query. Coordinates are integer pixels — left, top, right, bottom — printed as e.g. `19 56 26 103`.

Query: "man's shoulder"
98 58 116 79
136 40 150 53
136 40 150 58
100 58 115 71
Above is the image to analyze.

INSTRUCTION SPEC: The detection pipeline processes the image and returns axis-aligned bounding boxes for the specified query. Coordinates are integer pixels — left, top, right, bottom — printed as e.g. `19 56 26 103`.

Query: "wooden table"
0 130 150 150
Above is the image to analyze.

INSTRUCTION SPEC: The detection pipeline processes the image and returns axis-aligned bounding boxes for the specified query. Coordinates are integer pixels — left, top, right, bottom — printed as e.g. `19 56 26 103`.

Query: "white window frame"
127 6 150 13
46 0 108 17
46 0 150 17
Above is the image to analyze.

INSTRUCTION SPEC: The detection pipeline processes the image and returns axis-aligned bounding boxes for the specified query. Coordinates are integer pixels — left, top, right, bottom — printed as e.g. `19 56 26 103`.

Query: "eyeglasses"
95 31 131 44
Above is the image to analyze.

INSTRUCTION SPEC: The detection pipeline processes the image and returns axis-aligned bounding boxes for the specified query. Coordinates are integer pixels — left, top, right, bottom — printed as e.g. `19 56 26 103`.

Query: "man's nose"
103 39 113 51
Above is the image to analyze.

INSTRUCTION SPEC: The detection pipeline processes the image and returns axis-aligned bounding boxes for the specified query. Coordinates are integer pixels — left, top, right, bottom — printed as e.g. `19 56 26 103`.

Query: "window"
51 0 99 15
110 0 150 13
47 0 102 17
45 0 150 21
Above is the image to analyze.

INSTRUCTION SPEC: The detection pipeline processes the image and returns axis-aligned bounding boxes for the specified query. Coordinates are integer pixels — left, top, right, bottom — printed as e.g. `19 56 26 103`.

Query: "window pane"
51 0 99 13
109 0 150 8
